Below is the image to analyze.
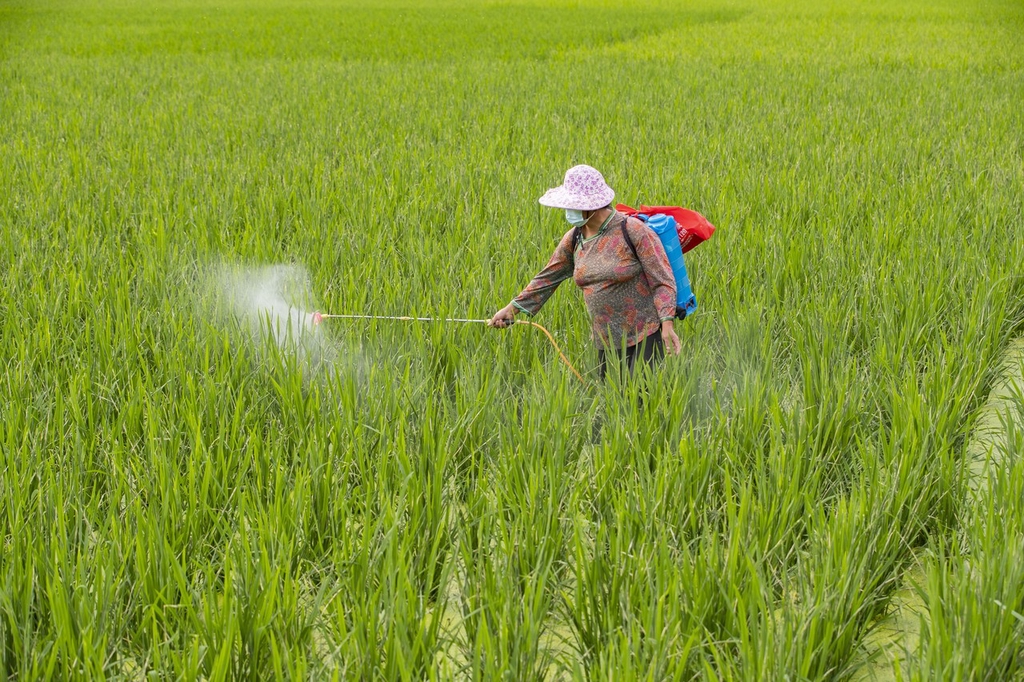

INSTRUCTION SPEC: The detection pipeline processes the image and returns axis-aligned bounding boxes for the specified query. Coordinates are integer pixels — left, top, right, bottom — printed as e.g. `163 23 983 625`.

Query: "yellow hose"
514 320 587 384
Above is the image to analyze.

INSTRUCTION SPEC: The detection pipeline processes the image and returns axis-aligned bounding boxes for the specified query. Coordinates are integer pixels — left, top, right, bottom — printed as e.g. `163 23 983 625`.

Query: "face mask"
565 209 588 228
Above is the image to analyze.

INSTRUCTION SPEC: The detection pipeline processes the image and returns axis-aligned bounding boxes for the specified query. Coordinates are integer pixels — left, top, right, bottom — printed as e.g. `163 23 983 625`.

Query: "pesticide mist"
209 263 347 377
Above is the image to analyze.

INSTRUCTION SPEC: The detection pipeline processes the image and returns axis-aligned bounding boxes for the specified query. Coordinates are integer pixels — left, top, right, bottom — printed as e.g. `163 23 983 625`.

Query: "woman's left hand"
661 320 681 356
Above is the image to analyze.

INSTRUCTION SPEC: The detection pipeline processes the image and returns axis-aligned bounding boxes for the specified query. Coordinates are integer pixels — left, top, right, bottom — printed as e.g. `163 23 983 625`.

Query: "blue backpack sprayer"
620 205 714 318
644 212 698 319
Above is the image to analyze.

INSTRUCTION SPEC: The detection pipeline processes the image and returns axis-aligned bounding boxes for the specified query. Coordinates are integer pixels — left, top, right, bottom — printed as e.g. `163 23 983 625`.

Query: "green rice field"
2 0 1024 678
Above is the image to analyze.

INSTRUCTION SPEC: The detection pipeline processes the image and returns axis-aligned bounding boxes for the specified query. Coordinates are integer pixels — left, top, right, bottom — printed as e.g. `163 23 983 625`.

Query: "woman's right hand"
488 303 518 328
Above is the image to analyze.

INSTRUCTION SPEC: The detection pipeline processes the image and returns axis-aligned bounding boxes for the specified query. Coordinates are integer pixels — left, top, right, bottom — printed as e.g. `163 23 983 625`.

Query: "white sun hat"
538 164 615 211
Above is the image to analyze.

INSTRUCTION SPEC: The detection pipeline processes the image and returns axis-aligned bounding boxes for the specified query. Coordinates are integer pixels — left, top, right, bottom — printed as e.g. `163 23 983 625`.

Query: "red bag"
615 204 715 253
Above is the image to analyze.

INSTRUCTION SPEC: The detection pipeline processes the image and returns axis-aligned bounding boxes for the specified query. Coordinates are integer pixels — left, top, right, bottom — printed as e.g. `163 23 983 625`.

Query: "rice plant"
1 0 1023 679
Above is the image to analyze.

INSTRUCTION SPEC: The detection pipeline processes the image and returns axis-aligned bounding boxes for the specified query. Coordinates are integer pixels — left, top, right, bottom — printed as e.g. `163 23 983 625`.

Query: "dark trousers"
597 329 665 381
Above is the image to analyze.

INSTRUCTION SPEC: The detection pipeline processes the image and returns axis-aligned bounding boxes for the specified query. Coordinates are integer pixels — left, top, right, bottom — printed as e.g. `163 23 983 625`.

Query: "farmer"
489 165 681 378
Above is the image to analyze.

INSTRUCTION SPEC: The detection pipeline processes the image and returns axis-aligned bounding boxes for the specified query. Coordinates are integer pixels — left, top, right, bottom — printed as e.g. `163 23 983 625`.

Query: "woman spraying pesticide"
489 165 681 378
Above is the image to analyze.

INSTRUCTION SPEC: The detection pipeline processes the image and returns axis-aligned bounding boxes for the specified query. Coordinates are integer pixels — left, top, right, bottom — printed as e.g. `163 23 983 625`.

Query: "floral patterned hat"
538 165 615 211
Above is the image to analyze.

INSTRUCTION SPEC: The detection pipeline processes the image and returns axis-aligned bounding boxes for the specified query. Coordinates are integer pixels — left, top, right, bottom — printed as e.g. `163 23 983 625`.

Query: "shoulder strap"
570 226 581 263
621 216 651 289
620 216 639 262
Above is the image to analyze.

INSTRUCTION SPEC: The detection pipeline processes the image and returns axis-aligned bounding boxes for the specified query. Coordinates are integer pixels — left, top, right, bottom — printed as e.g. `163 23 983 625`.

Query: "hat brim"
538 185 615 211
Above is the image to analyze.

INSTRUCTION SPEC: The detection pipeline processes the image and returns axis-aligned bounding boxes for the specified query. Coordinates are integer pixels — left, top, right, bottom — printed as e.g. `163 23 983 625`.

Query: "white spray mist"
220 264 317 343
209 263 342 374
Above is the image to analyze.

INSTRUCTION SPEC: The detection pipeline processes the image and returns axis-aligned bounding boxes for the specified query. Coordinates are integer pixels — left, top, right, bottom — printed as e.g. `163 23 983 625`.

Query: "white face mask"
565 209 588 228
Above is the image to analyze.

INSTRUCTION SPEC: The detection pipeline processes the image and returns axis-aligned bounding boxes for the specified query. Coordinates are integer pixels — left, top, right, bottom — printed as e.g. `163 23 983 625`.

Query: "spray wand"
311 312 586 384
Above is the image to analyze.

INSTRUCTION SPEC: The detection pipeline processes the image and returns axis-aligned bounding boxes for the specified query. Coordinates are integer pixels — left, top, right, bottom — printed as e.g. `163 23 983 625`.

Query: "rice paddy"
1 0 1023 678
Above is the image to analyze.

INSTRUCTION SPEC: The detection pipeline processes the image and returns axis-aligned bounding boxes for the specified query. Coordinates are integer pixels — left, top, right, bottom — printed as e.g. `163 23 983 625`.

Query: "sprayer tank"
645 214 697 318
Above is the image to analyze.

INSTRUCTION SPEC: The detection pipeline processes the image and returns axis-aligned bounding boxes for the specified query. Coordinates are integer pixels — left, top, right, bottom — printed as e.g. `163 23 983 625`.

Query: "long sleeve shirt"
512 212 677 349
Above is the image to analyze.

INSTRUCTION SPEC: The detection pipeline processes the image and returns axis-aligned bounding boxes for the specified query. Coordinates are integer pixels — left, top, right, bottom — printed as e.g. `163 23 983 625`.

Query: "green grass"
903 344 1024 680
2 0 1024 678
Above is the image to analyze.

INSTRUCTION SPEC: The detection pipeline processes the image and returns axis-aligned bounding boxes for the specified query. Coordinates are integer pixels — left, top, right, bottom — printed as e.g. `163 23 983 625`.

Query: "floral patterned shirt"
512 212 677 349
